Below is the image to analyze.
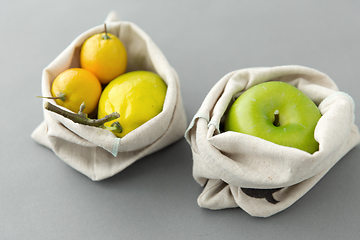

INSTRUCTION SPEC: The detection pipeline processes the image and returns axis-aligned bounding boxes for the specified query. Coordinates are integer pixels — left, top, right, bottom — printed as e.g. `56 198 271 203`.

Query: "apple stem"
102 23 111 40
273 110 280 127
43 101 122 133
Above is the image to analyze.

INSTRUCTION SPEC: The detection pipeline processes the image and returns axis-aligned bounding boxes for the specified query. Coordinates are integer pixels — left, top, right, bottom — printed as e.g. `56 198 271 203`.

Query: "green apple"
224 81 322 154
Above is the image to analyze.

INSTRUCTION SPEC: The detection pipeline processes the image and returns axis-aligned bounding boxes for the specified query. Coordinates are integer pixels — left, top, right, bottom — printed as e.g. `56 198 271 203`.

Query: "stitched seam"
185 114 210 145
111 138 121 157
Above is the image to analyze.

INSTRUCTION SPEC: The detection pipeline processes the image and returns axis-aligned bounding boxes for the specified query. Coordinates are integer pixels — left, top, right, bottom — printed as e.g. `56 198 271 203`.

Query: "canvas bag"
185 65 360 217
31 12 187 181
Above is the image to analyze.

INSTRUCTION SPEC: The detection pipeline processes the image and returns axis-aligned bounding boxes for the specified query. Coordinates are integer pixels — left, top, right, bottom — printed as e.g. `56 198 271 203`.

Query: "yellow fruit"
51 68 102 114
98 71 167 138
80 31 127 84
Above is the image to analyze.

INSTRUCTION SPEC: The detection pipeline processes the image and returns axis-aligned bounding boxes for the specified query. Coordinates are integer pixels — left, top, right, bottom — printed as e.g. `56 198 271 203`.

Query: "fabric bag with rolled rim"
185 65 360 217
31 11 187 181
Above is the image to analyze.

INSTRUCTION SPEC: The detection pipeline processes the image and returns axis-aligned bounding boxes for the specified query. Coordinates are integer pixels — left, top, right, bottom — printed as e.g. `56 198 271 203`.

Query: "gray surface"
1 0 360 239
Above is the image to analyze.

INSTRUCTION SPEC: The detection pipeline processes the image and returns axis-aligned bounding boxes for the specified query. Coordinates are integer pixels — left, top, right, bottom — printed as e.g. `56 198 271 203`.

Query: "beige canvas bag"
185 65 360 217
32 12 187 181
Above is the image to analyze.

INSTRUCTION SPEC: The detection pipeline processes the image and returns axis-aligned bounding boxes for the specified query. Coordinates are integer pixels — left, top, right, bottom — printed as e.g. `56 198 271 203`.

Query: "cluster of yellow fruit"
50 25 167 137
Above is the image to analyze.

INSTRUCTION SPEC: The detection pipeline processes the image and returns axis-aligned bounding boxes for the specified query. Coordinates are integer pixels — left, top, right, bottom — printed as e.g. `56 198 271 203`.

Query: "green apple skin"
224 81 322 154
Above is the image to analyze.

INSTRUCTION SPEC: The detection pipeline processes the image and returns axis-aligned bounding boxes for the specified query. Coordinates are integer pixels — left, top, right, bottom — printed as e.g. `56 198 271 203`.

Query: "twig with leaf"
44 101 122 133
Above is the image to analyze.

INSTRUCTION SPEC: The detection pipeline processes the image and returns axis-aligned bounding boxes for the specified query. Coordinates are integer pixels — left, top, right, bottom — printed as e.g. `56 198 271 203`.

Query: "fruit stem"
101 23 111 40
105 121 123 133
37 92 66 102
273 110 280 127
44 101 122 132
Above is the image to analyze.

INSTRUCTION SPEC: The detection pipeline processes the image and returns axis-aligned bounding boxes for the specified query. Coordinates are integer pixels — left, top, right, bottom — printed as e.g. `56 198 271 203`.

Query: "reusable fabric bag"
185 65 360 217
32 12 187 181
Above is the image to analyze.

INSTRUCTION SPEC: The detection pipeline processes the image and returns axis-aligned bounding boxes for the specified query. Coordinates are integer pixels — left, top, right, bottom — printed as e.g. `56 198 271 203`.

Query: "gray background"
1 0 360 239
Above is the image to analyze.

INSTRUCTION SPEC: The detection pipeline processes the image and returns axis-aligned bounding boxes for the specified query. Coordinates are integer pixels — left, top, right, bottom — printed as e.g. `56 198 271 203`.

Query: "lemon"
98 71 167 138
80 30 127 84
51 68 102 114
